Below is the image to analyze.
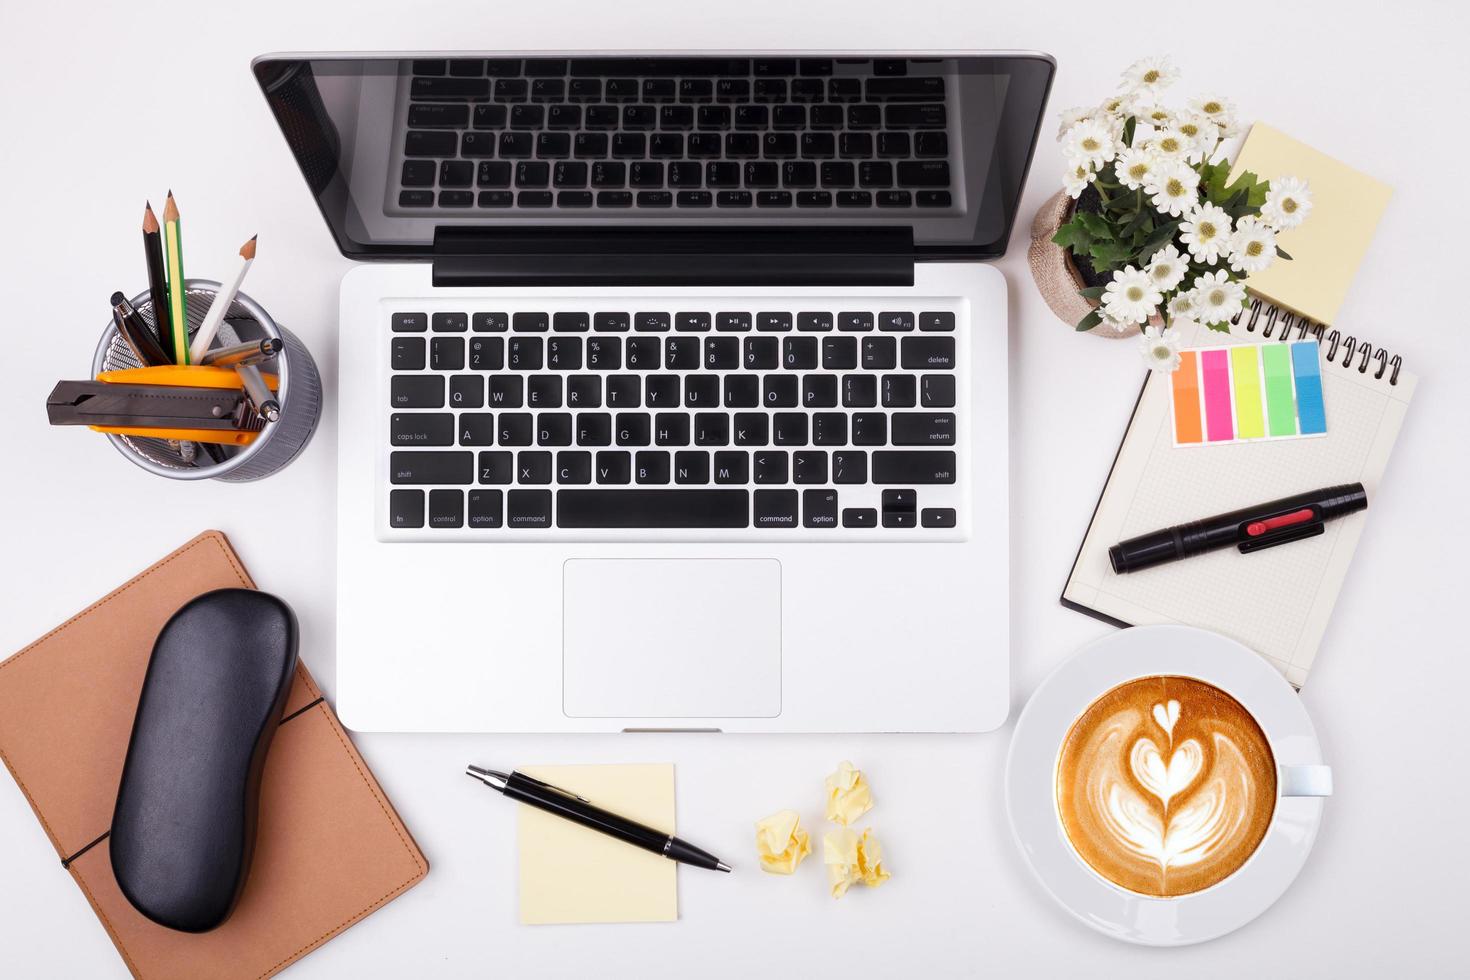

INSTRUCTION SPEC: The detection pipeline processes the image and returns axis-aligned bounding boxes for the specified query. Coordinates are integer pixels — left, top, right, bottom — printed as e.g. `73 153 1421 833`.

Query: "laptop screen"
253 53 1053 261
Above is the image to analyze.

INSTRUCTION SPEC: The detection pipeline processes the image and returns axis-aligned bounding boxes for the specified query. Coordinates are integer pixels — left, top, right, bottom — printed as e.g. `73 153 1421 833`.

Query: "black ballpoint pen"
466 765 732 872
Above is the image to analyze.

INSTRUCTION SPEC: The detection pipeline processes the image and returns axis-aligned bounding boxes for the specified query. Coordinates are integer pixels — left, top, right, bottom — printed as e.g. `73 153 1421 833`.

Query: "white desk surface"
2 2 1466 976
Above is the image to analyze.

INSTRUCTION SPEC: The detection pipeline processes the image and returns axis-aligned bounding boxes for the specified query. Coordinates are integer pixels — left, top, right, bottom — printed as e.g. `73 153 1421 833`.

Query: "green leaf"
1135 220 1181 264
1078 285 1108 300
1051 220 1087 249
1089 241 1133 269
1122 116 1136 147
1076 308 1104 332
1276 246 1293 261
1206 320 1233 333
1075 211 1114 239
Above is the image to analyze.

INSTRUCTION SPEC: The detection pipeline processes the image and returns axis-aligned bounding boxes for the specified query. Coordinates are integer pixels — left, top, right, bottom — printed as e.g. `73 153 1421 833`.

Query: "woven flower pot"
1027 188 1142 339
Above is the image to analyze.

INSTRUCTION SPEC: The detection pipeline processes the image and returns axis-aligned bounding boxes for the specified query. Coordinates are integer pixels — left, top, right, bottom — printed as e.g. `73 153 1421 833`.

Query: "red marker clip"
1245 508 1318 538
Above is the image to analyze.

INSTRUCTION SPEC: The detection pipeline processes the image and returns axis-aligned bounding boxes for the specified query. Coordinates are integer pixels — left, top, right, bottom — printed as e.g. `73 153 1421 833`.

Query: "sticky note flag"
1170 341 1328 447
755 809 812 874
823 827 891 899
824 761 874 826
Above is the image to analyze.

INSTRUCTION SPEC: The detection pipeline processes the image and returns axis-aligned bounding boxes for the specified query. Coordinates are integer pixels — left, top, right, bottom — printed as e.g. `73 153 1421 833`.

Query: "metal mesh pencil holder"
91 278 322 481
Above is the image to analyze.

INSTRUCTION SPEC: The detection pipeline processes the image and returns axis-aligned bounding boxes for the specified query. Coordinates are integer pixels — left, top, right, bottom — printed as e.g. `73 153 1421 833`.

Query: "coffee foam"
1055 676 1276 898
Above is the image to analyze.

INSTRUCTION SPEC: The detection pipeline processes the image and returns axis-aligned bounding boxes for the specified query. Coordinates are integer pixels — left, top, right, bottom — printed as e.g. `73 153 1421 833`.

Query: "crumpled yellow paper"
755 809 812 874
824 761 874 826
823 827 890 898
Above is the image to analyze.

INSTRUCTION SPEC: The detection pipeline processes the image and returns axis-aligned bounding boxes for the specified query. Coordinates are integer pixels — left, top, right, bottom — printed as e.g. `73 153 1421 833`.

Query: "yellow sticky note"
517 764 677 925
823 827 891 899
824 761 874 825
755 809 812 874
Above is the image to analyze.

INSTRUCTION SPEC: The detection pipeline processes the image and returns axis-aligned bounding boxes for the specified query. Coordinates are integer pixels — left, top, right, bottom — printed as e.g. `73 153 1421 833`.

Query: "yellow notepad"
517 763 677 925
1231 123 1392 325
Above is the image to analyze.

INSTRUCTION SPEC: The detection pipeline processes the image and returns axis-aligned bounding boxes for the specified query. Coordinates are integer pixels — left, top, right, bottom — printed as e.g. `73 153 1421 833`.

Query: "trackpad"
563 559 781 718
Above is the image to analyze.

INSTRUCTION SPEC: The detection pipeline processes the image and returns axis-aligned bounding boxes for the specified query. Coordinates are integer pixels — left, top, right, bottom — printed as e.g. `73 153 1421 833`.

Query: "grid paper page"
1063 319 1417 686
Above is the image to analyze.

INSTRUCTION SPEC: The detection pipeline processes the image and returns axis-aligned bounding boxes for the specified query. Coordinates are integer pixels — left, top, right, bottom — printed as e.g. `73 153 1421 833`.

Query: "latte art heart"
1056 676 1277 898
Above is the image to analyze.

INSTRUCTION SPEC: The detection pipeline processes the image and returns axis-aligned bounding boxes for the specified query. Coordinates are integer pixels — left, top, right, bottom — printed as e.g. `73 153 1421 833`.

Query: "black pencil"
142 202 174 361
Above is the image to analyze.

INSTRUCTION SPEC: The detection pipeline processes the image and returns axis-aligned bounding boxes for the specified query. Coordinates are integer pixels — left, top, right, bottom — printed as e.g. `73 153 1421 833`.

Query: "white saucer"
1005 626 1328 946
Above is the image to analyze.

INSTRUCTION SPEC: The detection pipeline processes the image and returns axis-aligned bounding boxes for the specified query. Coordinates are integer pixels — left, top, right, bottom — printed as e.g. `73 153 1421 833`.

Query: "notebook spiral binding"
1230 298 1404 386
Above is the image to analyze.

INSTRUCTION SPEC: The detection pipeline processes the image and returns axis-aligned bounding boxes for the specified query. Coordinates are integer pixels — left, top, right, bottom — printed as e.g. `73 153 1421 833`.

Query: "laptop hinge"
431 226 914 287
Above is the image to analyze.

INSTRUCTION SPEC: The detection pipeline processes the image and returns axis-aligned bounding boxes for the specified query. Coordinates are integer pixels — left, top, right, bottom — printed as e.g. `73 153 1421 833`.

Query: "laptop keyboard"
383 301 966 538
396 58 955 213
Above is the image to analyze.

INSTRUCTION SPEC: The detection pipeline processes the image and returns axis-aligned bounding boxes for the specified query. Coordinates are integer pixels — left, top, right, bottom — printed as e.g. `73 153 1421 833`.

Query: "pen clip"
1237 521 1324 554
513 771 590 803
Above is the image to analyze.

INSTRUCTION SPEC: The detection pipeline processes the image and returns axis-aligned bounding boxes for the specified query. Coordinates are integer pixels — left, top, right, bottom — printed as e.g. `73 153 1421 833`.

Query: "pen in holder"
92 279 322 482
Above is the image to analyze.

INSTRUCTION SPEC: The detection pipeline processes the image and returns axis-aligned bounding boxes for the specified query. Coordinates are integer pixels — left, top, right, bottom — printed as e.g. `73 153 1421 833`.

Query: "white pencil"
189 235 257 363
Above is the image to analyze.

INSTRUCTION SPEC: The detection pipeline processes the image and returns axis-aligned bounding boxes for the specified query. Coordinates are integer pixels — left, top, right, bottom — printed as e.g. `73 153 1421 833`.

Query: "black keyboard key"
574 133 609 158
537 412 572 445
645 374 680 408
782 162 817 187
410 77 489 100
476 161 511 187
597 190 634 208
438 190 474 208
401 159 436 187
629 161 664 187
707 162 741 188
507 490 552 529
604 78 639 101
466 489 503 528
838 312 873 332
794 453 829 485
595 451 631 484
803 488 838 527
882 374 917 407
391 451 473 485
558 490 749 528
828 78 862 102
754 489 798 528
802 374 838 408
462 133 500 159
898 161 951 188
668 163 701 189
762 133 797 157
658 106 693 131
717 190 753 208
903 336 956 369
392 337 425 371
724 374 759 408
494 78 528 100
801 133 836 159
677 190 713 208
892 413 956 446
763 374 798 408
733 412 768 447
915 131 949 157
685 375 720 408
886 104 946 128
705 337 740 369
431 336 465 370
389 489 424 528
848 105 881 129
488 376 523 407
694 413 730 446
922 507 957 529
498 413 533 446
585 337 621 371
879 311 915 333
921 374 956 408
624 337 659 370
773 105 805 129
836 190 873 208
832 451 867 484
842 374 877 408
852 413 886 446
842 507 876 528
862 336 897 370
655 413 691 446
404 130 457 157
510 104 545 129
586 105 620 128
472 104 508 129
517 451 552 485
567 375 601 409
716 78 750 101
920 311 956 332
577 413 612 446
445 59 483 77
872 450 956 484
773 413 807 446
743 336 779 370
810 105 844 129
530 78 565 101
548 104 582 130
615 412 651 446
523 59 567 77
473 311 509 334
783 336 819 369
665 336 702 371
429 489 465 528
697 105 731 130
674 450 709 484
859 161 893 187
822 337 858 369
797 312 833 333
478 451 514 485
433 312 469 333
744 162 778 188
635 451 671 485
391 375 443 408
606 374 641 406
391 413 453 447
508 337 543 370
498 132 533 157
557 451 591 485
512 312 549 333
713 450 747 482
637 190 673 208
449 374 483 409
528 374 563 407
753 451 788 485
536 133 571 158
622 105 657 129
734 104 768 129
460 413 495 446
812 412 847 445
755 191 791 208
398 188 433 209
754 78 787 101
877 131 911 157
411 59 446 76
680 79 714 101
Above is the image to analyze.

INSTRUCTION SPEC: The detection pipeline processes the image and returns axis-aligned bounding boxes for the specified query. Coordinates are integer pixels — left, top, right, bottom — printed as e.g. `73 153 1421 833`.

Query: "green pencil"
162 191 189 363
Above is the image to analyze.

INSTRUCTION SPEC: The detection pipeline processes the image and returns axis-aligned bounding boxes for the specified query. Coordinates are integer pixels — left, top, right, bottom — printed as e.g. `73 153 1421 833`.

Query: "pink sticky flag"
1200 348 1235 442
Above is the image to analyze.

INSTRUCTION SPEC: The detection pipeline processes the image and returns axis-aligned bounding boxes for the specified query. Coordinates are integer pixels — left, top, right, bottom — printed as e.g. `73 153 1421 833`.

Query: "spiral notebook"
1062 311 1417 686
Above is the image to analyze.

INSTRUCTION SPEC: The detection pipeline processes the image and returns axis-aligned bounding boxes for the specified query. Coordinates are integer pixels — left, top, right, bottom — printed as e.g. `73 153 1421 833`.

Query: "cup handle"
1280 764 1333 797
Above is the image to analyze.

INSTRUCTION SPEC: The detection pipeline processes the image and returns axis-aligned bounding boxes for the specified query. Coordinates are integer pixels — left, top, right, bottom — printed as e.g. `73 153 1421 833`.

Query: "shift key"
872 450 956 484
390 451 473 485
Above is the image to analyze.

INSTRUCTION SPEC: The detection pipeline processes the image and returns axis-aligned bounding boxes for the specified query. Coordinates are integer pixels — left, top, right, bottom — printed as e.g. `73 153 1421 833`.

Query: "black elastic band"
60 830 109 869
279 696 325 725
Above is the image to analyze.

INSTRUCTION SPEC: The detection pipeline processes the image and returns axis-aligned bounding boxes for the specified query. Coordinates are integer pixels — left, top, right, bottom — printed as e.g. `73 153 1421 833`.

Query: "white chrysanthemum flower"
1063 120 1116 168
1191 270 1247 324
1149 128 1192 161
1137 105 1173 130
1056 105 1094 141
1120 56 1180 96
1146 244 1188 292
1227 216 1278 274
1101 313 1134 334
1190 95 1239 136
1139 324 1184 373
1167 289 1198 322
1063 159 1094 199
1174 112 1219 162
1098 91 1139 119
1260 176 1313 230
1180 203 1233 264
1102 265 1163 325
1144 160 1201 217
1114 146 1157 191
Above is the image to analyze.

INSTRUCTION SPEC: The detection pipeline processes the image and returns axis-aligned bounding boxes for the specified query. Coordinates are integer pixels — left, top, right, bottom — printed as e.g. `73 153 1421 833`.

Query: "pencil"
142 203 175 361
189 235 257 363
162 191 189 363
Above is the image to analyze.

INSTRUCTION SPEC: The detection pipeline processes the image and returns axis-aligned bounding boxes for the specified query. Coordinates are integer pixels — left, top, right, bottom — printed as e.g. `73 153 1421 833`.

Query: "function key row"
410 58 922 80
391 311 955 333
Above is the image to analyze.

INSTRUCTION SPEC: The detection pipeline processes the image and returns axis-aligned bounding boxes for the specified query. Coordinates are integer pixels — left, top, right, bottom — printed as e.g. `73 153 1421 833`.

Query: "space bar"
557 490 750 528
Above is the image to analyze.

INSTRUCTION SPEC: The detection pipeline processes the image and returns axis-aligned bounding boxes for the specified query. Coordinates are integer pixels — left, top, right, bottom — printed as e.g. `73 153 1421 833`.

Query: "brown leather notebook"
0 531 428 979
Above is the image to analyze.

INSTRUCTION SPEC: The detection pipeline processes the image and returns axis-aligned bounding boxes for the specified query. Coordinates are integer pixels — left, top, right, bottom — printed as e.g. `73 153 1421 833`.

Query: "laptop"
253 51 1054 733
